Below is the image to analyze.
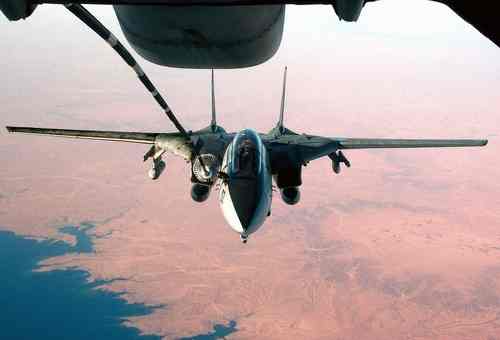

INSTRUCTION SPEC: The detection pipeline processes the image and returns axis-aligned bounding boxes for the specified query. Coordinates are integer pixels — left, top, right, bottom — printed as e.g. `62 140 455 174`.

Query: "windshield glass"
229 129 262 178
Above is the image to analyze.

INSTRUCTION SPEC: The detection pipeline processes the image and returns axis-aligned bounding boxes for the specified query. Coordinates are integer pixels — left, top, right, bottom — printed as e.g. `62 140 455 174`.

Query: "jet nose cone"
228 178 259 231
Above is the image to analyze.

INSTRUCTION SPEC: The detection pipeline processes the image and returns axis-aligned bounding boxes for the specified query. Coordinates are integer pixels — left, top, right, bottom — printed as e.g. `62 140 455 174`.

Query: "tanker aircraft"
1 1 498 69
6 65 487 243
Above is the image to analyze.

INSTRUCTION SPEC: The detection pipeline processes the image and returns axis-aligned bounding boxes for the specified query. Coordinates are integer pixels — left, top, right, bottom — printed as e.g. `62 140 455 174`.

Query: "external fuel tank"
113 5 285 68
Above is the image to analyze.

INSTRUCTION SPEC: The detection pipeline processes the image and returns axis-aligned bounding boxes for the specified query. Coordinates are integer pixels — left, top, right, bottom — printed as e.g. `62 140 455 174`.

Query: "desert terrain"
1 2 500 339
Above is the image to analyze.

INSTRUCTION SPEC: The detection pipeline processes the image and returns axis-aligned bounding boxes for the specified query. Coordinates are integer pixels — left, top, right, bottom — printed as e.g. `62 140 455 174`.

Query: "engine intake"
191 183 211 203
280 187 300 205
192 154 218 183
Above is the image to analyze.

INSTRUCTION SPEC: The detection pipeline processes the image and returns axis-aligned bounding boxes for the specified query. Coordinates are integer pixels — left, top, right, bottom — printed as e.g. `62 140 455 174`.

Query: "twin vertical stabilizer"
277 66 287 133
210 67 288 135
210 69 217 132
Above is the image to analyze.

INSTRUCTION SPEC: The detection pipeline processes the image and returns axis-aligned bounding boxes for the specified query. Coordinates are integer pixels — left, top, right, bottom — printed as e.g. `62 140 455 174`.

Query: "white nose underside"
218 128 272 238
220 186 245 233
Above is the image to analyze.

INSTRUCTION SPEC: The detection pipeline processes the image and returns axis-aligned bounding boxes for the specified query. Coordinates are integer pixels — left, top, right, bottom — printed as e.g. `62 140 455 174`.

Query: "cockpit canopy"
228 129 262 179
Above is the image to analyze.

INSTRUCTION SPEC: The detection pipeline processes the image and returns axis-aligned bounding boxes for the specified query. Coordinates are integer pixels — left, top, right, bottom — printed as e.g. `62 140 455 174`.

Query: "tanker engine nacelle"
332 0 366 22
280 187 300 205
113 5 285 68
191 183 211 203
0 0 36 20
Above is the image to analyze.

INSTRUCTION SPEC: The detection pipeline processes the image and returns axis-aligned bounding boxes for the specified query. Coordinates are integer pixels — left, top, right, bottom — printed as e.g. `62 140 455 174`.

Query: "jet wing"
264 132 487 170
6 126 158 144
6 126 195 160
336 138 488 149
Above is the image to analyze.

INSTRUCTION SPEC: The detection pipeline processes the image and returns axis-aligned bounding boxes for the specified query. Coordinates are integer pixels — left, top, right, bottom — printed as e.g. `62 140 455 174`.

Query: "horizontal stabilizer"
336 138 488 149
6 126 157 144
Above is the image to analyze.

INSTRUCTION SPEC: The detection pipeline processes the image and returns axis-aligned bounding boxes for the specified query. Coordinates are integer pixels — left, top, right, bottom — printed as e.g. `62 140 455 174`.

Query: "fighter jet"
3 5 488 242
6 65 487 242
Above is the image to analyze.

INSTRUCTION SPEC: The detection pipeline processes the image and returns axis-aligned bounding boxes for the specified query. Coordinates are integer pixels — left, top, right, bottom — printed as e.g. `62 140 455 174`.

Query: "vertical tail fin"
210 69 217 132
277 66 287 133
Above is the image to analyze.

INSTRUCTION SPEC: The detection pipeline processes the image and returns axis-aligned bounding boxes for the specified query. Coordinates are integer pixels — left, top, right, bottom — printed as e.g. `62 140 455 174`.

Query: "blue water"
178 320 238 340
58 221 97 253
0 225 163 340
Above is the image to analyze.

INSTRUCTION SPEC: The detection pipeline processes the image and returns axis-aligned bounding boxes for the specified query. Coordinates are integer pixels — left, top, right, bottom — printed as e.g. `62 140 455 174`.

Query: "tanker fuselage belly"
113 5 285 68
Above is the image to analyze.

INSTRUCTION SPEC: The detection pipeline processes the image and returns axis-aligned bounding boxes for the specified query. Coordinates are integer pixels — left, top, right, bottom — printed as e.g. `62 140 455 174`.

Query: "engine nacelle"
113 5 285 68
148 160 166 180
191 183 211 203
332 0 365 22
275 167 302 188
192 154 218 183
0 0 36 21
280 187 300 205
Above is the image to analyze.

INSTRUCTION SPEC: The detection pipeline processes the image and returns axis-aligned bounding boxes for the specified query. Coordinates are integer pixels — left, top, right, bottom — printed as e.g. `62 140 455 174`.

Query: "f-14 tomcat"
6 66 487 242
4 8 487 242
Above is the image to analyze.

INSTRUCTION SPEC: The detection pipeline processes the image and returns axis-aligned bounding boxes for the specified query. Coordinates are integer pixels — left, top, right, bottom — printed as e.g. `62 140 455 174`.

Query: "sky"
2 0 499 135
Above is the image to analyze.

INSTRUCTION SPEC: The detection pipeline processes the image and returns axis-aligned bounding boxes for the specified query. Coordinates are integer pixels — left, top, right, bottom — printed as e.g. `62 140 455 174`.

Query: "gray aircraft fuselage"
219 129 272 239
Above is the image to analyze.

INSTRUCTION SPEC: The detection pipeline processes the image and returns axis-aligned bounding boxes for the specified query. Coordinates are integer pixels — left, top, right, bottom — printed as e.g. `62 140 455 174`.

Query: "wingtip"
482 139 488 146
6 126 14 133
